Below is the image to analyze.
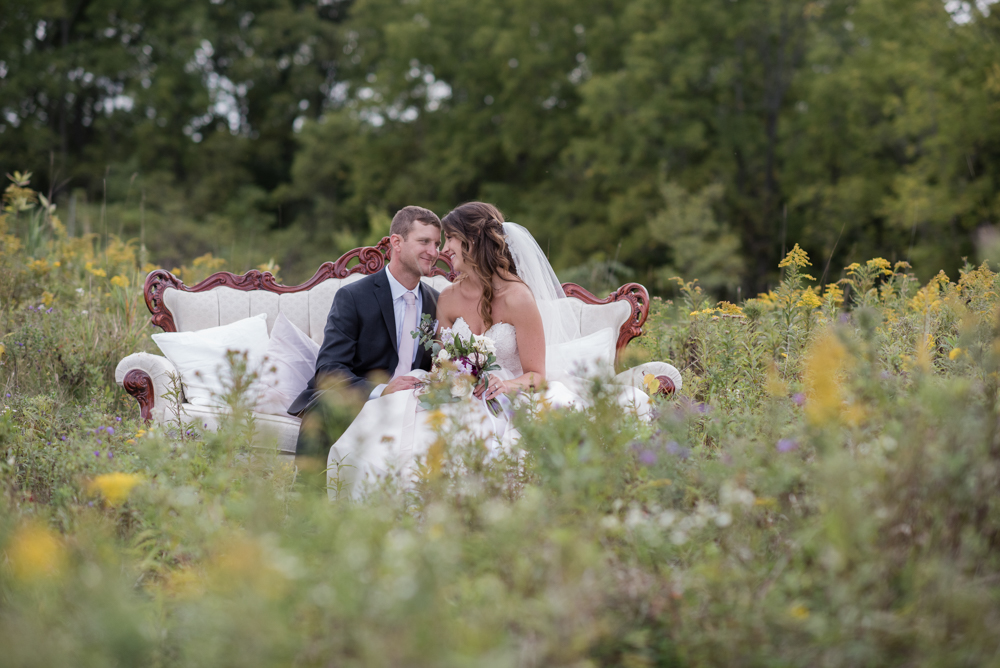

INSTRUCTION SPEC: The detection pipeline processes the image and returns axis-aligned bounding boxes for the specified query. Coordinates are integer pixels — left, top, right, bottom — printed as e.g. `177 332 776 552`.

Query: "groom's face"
394 221 441 277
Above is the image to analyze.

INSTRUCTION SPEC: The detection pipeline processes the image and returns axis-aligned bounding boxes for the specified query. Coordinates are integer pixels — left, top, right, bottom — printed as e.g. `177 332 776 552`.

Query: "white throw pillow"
256 312 321 416
546 327 617 393
152 313 270 407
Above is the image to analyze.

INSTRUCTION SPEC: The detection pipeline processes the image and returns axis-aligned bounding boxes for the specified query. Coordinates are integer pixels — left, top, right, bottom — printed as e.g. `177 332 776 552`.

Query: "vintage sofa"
115 237 682 456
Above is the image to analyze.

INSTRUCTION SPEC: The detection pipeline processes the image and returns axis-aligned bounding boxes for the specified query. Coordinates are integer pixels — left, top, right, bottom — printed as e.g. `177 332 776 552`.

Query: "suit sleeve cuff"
369 383 386 400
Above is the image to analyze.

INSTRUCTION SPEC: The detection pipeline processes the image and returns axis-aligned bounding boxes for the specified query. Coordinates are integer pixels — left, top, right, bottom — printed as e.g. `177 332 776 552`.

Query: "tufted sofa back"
161 274 454 345
143 238 650 359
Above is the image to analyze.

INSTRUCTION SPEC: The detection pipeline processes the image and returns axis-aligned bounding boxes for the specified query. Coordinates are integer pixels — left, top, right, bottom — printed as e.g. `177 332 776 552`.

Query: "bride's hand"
475 374 509 400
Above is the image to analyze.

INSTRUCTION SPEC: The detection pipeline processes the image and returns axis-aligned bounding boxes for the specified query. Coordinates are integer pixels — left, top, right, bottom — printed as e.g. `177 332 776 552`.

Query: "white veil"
503 222 577 346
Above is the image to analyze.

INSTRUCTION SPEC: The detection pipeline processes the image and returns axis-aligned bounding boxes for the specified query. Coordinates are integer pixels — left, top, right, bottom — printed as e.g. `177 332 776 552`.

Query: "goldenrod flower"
823 283 844 305
789 604 810 620
797 289 823 309
866 257 893 276
110 275 130 288
779 243 812 269
426 409 447 431
88 472 144 505
803 331 847 426
6 523 66 581
949 347 963 361
844 262 861 273
84 261 107 278
41 291 54 307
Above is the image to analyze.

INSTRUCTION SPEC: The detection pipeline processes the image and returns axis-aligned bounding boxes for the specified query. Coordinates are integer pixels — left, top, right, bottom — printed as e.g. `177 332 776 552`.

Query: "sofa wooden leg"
655 375 676 397
122 369 155 422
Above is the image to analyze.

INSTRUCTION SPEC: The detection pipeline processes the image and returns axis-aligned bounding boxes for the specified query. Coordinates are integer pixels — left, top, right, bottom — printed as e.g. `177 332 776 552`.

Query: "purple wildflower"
115 417 122 422
107 451 113 459
96 439 101 445
4 393 9 398
106 427 114 436
666 441 691 459
638 449 658 465
792 393 805 406
776 438 799 453
60 436 66 441
94 451 101 457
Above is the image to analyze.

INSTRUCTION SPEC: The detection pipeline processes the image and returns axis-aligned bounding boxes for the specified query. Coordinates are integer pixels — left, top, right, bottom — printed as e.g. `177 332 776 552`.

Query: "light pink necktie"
393 291 417 378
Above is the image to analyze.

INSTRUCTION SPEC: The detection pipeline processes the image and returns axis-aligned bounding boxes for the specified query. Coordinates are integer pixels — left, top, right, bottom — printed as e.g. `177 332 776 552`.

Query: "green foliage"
6 195 1000 664
4 0 1000 288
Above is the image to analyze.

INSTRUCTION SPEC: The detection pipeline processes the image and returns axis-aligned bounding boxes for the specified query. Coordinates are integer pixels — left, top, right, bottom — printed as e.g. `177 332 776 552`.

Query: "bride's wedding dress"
325 315 584 498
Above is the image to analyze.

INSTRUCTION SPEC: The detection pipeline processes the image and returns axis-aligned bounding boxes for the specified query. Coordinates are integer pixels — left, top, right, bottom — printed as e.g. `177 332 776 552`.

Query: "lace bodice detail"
451 317 522 379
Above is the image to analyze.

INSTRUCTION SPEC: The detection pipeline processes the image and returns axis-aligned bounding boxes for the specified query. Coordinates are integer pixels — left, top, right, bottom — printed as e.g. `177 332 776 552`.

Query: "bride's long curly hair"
441 202 522 329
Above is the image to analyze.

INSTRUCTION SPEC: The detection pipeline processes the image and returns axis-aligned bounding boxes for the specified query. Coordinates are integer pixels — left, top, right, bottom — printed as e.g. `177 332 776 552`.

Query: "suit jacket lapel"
373 269 398 352
414 282 438 371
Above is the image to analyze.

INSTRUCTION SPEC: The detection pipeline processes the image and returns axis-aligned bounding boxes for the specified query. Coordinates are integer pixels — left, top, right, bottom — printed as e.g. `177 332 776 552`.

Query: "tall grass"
3 176 1000 666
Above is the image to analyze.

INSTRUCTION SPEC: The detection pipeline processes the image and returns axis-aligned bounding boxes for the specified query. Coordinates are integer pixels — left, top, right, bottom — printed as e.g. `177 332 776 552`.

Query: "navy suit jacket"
287 270 438 415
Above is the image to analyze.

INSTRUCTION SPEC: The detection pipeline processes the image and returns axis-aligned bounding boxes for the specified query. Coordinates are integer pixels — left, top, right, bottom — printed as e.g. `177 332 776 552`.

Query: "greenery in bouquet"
412 314 503 415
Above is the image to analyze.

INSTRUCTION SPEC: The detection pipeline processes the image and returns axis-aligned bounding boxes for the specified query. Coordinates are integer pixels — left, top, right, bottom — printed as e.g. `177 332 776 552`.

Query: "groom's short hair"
390 206 441 239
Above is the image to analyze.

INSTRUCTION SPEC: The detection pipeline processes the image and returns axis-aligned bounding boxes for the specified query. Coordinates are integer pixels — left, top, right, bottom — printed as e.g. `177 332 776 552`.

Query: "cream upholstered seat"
116 242 681 458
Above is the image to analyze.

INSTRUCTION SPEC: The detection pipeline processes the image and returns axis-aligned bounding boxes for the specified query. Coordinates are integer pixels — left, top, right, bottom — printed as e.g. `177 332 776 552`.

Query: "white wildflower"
720 481 755 508
657 510 677 528
715 511 733 527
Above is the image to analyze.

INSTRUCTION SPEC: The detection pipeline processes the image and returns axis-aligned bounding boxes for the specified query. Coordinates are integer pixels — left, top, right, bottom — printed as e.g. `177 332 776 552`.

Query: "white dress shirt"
369 265 422 399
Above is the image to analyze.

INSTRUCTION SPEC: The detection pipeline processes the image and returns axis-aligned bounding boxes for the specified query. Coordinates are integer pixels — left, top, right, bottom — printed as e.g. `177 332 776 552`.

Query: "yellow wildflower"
6 523 66 581
844 262 861 273
756 291 778 306
779 243 812 269
823 283 844 305
803 331 847 426
53 261 61 267
84 261 107 278
0 343 5 358
643 373 661 394
110 275 130 288
141 263 158 274
893 261 911 272
789 604 810 620
866 257 893 276
797 289 823 309
41 291 54 307
766 364 788 397
715 301 744 316
29 258 49 273
949 347 963 361
88 472 144 505
426 409 447 431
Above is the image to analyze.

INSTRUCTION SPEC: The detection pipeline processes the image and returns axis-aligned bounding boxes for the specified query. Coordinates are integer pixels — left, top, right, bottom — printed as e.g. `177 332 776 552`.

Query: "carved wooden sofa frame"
121 237 679 423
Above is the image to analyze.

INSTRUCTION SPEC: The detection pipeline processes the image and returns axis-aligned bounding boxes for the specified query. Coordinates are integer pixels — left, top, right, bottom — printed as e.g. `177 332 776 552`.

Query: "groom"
288 205 443 475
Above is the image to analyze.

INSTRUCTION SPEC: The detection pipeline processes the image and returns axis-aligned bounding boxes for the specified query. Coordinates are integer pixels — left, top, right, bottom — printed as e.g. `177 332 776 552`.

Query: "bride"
326 202 647 498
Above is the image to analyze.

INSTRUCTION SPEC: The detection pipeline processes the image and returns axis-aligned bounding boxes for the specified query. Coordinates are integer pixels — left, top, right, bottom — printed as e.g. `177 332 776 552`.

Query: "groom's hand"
383 375 423 395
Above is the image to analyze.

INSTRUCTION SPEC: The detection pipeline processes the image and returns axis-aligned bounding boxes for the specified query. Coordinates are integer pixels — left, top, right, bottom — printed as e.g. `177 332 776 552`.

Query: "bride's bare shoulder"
499 281 537 311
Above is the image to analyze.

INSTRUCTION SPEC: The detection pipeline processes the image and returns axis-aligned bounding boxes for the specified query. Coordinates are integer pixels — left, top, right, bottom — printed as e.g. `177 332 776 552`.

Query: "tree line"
2 0 998 292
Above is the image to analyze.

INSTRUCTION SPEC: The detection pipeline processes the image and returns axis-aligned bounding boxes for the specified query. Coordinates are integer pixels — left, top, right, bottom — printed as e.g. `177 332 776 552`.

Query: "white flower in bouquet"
475 337 497 355
469 352 486 367
451 377 473 398
436 348 451 363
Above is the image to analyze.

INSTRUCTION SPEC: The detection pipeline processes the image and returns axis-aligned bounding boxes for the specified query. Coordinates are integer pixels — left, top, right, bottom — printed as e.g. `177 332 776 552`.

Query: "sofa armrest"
115 353 181 422
614 362 682 397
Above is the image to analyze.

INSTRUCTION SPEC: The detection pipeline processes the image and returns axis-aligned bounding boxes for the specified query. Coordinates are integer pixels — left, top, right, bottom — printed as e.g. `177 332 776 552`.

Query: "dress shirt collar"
385 265 420 301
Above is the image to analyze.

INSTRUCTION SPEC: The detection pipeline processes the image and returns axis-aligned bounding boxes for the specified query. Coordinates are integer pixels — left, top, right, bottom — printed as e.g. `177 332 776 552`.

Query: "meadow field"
4 177 1000 667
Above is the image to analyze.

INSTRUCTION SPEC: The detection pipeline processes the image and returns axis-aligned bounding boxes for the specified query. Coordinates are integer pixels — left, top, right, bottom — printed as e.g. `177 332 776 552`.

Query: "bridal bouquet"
412 314 504 416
